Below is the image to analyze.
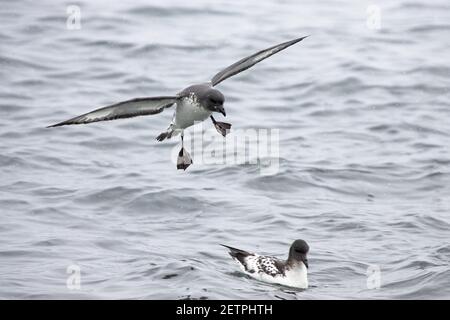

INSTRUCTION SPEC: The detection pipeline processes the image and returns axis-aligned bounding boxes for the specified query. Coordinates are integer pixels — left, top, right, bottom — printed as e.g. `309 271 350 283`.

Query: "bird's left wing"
256 256 285 277
47 96 178 127
210 36 308 86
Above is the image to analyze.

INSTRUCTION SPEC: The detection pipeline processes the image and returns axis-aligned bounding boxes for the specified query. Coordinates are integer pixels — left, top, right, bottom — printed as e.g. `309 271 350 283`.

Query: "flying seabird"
222 239 309 289
48 36 309 170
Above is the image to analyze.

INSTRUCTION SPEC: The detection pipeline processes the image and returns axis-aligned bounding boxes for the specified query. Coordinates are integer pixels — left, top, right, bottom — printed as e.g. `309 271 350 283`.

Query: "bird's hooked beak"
302 256 309 269
216 105 226 117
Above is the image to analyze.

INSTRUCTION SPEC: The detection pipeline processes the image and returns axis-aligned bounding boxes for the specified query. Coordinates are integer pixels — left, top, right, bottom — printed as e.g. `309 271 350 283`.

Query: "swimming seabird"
222 239 309 289
48 36 308 170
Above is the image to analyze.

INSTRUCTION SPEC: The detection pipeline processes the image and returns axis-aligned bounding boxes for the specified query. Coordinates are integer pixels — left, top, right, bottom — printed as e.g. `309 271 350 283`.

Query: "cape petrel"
48 36 309 170
222 239 309 289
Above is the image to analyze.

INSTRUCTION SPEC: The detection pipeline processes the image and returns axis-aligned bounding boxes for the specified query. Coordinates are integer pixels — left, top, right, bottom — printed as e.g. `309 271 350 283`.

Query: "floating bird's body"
222 239 309 289
48 36 308 170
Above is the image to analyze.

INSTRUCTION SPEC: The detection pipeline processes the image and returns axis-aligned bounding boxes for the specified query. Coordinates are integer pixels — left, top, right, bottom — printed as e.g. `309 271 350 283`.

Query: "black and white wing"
48 96 177 127
210 36 308 86
255 256 285 277
221 244 284 277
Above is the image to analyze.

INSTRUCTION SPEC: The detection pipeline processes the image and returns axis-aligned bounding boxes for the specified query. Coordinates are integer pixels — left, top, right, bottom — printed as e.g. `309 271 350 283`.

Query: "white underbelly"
249 265 308 289
174 98 211 129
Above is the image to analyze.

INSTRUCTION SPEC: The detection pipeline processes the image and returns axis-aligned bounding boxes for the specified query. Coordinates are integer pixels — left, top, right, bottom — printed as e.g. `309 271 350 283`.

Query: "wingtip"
286 35 309 47
47 119 80 128
220 244 247 253
220 244 239 252
298 35 310 42
46 122 64 128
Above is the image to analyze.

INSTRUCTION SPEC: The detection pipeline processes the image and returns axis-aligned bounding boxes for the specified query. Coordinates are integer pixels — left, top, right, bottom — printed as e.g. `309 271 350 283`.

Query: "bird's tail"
220 244 251 259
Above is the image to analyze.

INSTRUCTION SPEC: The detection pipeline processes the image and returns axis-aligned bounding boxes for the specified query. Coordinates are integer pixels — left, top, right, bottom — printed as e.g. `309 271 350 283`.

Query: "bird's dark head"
288 239 309 268
202 88 226 116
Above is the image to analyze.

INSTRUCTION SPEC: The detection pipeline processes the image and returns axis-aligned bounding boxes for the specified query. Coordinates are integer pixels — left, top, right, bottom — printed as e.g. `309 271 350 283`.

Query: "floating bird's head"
203 88 226 116
288 239 309 268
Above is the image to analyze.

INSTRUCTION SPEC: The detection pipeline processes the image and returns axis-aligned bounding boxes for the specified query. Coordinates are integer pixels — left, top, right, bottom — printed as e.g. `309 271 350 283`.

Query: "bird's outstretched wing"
210 36 308 86
47 96 178 127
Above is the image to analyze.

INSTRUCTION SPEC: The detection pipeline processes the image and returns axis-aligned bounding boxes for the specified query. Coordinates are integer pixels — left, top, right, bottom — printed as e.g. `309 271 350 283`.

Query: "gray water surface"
1 0 450 299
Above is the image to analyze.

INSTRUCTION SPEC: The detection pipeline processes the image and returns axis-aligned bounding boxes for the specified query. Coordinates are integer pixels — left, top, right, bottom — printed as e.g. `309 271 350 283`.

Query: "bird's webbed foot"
177 147 193 170
211 116 231 137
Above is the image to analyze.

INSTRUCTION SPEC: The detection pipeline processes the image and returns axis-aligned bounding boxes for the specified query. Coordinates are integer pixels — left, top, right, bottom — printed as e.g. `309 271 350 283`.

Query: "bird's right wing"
47 96 178 127
210 36 308 86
